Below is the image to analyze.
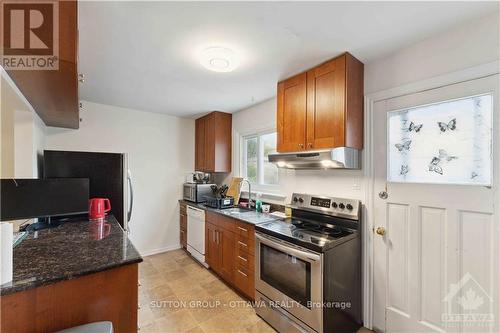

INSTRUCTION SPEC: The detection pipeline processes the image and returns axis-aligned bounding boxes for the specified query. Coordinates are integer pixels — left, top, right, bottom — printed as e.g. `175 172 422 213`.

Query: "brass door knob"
375 227 386 236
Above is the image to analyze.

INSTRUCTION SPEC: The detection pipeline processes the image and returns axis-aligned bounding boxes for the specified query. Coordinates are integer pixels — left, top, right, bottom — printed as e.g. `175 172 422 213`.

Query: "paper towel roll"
0 222 13 285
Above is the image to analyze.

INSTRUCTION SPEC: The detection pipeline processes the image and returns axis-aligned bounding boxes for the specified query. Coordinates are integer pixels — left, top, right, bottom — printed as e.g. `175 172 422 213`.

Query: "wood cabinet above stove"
277 53 364 153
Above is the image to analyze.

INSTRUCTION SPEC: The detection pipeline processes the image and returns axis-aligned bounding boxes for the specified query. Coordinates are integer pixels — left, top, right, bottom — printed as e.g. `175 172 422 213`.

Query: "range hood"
268 147 361 170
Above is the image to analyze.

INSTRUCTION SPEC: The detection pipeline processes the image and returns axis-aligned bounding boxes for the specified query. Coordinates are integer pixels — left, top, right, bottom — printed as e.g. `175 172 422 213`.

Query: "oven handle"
255 233 321 262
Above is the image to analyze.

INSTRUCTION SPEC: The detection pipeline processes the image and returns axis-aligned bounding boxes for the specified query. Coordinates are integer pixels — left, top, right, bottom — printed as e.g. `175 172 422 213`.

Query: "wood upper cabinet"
4 1 80 129
195 111 232 173
277 73 307 152
277 53 364 152
195 119 206 171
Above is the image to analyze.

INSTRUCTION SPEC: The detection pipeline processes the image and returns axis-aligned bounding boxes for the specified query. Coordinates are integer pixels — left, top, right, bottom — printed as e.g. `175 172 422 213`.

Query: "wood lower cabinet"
180 203 187 249
194 112 232 173
206 222 219 270
205 213 256 300
277 52 364 152
1 264 138 333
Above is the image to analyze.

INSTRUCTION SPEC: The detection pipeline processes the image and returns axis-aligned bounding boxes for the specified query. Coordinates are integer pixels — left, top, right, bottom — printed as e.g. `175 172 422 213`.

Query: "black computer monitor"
0 178 89 221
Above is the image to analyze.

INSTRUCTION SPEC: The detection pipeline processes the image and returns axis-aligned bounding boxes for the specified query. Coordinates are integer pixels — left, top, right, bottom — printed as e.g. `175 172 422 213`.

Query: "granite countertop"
0 215 142 296
179 199 281 225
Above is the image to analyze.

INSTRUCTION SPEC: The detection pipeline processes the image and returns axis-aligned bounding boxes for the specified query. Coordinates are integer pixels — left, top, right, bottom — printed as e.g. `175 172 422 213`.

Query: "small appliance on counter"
89 198 111 220
186 172 211 184
183 183 215 203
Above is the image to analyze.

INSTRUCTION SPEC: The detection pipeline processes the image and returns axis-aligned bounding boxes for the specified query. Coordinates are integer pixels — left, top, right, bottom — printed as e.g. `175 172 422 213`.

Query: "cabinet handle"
237 226 248 232
298 143 304 149
238 255 247 262
308 143 313 148
78 73 85 83
237 269 248 277
238 241 247 247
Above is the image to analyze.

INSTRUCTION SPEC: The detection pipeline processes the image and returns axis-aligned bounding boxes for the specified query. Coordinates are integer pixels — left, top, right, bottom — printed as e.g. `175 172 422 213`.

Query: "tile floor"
139 249 372 333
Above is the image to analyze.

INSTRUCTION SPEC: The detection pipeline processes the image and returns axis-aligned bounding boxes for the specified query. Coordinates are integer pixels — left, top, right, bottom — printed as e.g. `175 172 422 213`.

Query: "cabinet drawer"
235 249 255 272
180 203 187 215
234 265 255 300
206 211 218 224
235 233 255 255
217 214 236 233
234 221 254 239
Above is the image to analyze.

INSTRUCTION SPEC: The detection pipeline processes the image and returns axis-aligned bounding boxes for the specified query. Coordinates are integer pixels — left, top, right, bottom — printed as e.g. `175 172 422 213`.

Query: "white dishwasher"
186 205 207 266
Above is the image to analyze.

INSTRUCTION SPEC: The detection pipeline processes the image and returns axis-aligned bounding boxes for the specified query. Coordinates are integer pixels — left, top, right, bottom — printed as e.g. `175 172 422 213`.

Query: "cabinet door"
205 223 219 271
5 1 79 129
277 73 307 152
219 228 235 284
306 55 346 150
195 117 205 171
180 211 187 249
204 113 216 172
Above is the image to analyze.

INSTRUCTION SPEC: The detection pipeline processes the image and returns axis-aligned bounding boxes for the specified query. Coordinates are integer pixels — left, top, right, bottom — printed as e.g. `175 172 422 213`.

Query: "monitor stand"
23 217 62 232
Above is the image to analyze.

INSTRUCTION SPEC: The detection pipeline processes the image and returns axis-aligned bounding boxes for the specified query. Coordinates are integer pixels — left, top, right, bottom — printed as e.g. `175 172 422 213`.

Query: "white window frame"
240 129 279 190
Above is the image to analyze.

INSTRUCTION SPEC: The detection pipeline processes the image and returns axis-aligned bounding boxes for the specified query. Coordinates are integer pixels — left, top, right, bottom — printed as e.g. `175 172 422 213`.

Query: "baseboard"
141 244 181 257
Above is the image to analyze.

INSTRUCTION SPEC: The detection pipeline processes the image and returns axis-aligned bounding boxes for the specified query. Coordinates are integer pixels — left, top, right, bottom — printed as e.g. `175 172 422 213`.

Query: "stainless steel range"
254 193 362 333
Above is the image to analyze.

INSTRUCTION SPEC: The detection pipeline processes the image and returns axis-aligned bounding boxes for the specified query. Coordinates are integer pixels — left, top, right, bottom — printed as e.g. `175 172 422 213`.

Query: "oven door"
255 232 323 332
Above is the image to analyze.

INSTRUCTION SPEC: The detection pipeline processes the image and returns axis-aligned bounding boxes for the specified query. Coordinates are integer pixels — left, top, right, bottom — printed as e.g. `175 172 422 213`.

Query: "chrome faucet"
241 179 254 209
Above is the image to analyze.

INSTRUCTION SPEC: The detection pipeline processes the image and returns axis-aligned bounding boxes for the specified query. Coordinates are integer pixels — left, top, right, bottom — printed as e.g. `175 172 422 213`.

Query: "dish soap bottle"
255 193 263 213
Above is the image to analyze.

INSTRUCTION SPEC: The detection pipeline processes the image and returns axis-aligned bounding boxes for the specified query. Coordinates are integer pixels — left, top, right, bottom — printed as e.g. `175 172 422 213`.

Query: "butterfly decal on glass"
400 165 409 176
428 157 443 175
395 140 412 152
438 118 457 132
406 121 423 133
428 149 458 175
438 149 458 162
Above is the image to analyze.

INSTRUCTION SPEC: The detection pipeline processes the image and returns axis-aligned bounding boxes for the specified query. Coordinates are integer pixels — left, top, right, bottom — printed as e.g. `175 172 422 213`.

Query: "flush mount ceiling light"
199 47 239 73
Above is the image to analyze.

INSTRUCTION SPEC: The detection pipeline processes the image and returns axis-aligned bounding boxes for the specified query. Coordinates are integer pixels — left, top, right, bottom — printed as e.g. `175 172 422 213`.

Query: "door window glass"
388 94 492 185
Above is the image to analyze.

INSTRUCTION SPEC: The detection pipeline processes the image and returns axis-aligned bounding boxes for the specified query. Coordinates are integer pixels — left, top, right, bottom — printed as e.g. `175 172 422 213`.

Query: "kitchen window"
242 131 279 186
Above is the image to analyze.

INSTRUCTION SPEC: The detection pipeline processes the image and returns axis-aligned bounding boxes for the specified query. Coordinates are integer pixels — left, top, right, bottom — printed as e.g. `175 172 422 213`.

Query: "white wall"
45 101 195 255
13 109 46 178
231 12 500 204
365 13 500 94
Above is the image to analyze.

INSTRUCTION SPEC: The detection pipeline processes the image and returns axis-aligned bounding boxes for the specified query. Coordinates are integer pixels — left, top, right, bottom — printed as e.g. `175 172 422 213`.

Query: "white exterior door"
372 75 499 332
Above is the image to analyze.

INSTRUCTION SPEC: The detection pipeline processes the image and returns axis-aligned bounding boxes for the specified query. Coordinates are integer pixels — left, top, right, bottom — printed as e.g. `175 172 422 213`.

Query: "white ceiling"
78 1 497 117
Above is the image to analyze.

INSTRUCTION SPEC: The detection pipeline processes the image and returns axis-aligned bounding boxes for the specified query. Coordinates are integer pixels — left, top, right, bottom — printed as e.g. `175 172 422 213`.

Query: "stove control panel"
291 193 360 220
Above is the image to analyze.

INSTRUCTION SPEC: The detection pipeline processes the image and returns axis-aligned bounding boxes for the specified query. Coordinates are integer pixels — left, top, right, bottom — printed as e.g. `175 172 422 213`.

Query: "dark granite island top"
0 215 142 296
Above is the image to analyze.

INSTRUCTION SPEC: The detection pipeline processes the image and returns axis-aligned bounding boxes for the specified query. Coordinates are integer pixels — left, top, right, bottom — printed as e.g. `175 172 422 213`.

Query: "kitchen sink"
222 207 254 215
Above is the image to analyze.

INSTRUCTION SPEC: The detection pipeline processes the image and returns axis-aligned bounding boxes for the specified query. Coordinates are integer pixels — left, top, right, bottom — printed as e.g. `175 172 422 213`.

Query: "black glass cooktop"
256 218 356 252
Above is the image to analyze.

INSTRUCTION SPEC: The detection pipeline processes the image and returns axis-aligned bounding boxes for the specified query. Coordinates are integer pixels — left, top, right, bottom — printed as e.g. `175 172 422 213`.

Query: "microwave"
183 183 214 203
